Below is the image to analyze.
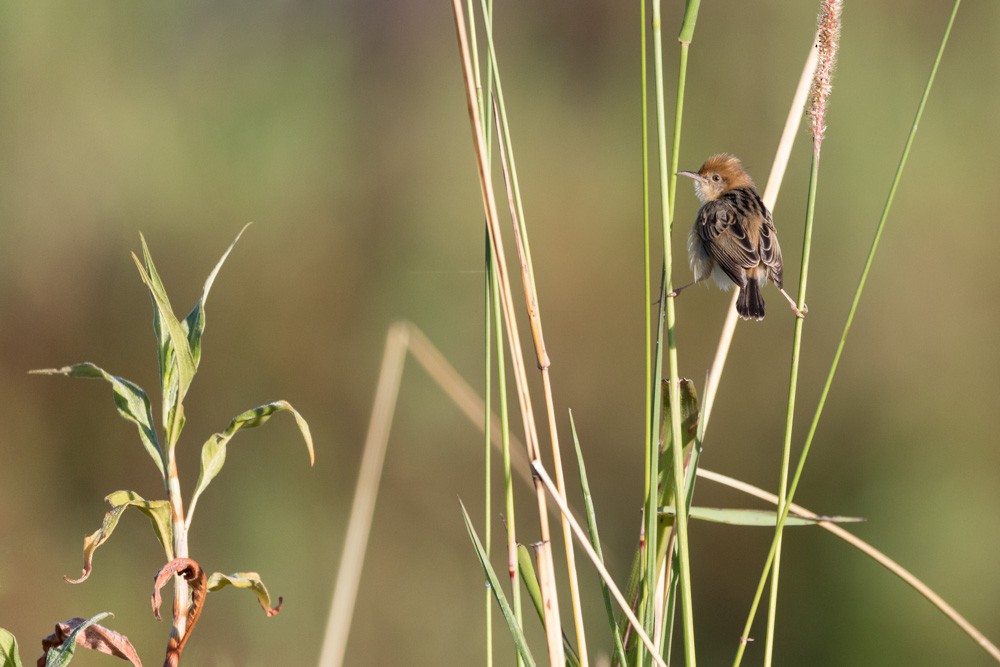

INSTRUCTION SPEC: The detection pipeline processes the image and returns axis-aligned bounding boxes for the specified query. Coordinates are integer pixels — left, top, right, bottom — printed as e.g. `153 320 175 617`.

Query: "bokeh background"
1 1 998 665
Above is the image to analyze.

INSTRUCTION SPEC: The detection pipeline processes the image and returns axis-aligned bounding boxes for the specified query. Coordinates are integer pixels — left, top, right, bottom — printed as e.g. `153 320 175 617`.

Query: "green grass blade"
183 224 249 369
516 544 544 625
515 544 580 666
659 506 862 527
569 411 627 666
652 0 702 660
133 236 196 407
460 502 536 667
735 5 961 664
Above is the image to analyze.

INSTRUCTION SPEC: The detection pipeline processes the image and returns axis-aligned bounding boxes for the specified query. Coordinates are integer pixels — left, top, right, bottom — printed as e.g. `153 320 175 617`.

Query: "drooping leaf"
132 235 196 406
206 572 283 617
460 502 535 667
41 613 113 667
183 224 249 370
38 616 141 667
151 558 206 664
66 491 173 584
0 628 23 667
658 506 865 527
104 491 174 559
187 400 314 521
29 364 164 479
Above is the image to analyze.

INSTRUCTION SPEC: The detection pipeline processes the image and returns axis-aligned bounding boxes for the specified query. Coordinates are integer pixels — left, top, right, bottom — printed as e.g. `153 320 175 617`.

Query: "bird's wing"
759 213 784 286
695 199 757 288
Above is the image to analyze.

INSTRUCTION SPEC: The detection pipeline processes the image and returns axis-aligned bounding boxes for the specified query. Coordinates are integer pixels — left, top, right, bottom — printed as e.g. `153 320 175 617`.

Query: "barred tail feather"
736 280 765 320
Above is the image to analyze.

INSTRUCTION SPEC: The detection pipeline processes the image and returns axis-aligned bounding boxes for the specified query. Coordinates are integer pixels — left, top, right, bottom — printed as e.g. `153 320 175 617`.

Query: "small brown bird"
670 154 805 320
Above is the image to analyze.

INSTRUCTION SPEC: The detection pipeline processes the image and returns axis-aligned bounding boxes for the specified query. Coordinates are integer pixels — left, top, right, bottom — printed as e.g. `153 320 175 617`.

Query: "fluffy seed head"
810 0 843 151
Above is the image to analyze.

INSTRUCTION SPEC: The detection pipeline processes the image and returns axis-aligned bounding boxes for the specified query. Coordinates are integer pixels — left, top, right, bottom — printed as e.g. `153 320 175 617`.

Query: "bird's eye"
712 174 722 182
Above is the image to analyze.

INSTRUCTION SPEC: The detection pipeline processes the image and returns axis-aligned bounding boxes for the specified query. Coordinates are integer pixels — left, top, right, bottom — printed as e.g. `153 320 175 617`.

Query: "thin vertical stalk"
478 3 589 659
492 258 524 665
491 97 589 665
469 0 497 663
532 462 668 667
450 1 565 661
699 33 819 437
737 3 957 664
319 324 410 667
639 0 653 657
652 0 696 663
762 157 816 665
570 413 628 666
642 297 667 667
483 243 494 667
651 7 699 660
764 3 839 662
666 43 688 224
166 446 189 652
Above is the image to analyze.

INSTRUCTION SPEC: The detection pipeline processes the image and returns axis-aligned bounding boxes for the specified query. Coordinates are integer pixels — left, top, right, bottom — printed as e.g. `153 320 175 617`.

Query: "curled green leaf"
66 491 173 584
0 628 23 667
187 400 314 524
29 363 164 478
104 491 174 559
206 572 283 617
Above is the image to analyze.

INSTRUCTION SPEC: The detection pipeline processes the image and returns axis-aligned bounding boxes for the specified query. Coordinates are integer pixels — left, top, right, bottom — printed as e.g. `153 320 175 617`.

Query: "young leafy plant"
24 226 315 666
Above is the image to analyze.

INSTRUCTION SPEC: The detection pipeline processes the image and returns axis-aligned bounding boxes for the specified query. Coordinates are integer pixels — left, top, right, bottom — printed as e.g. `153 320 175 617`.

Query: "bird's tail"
736 280 765 321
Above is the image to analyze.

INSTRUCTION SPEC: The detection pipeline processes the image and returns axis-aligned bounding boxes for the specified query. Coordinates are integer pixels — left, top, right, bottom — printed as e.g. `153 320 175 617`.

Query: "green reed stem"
653 0 696 663
734 4 960 664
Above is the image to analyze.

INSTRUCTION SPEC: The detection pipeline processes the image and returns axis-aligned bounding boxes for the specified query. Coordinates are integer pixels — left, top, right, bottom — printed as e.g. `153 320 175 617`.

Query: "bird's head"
678 153 755 202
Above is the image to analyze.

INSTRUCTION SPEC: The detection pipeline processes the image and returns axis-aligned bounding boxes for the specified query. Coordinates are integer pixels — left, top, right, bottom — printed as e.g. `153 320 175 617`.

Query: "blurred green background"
1 1 998 665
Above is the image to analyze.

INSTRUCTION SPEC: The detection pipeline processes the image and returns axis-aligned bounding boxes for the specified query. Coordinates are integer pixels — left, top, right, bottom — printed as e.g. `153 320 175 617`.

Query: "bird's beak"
677 170 704 182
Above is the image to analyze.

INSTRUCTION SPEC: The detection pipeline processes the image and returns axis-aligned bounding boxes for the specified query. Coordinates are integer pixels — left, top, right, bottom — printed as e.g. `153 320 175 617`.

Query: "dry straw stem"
764 4 841 663
698 469 1000 662
531 462 667 667
320 320 998 664
761 4 839 663
687 40 818 662
319 323 410 667
699 31 819 435
492 96 589 665
449 0 565 661
740 4 980 665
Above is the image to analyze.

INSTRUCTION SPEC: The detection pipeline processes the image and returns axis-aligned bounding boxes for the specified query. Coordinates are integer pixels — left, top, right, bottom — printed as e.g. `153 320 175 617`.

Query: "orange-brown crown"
679 153 755 202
